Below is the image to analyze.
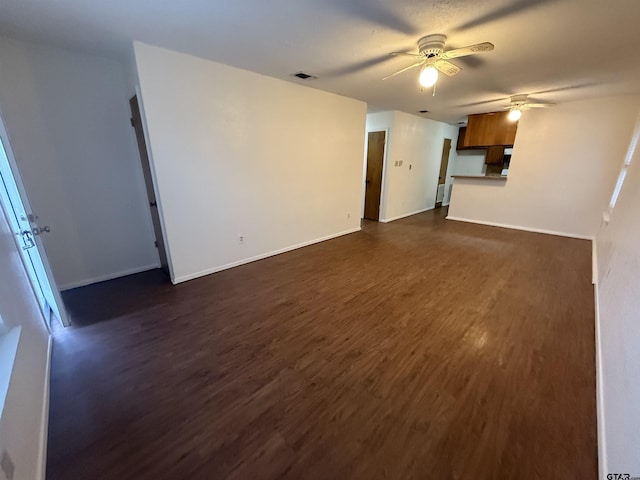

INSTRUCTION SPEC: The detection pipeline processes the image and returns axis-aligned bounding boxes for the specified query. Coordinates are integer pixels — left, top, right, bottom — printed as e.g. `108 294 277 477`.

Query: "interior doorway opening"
435 138 452 208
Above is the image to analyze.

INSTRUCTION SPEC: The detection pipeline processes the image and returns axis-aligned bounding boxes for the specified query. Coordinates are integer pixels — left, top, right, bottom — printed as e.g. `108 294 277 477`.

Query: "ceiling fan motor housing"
510 94 529 105
418 34 447 57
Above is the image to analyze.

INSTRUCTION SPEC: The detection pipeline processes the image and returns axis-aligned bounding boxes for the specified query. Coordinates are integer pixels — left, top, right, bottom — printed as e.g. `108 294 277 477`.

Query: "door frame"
435 137 452 208
129 88 174 281
129 94 169 276
0 110 69 329
361 128 390 221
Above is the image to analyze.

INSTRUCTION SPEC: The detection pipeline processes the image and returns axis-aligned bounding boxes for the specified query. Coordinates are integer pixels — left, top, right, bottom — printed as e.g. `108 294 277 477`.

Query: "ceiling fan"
383 34 494 88
506 94 555 121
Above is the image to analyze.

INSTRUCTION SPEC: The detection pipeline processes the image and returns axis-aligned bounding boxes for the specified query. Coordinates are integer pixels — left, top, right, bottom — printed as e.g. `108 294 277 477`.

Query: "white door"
0 114 69 329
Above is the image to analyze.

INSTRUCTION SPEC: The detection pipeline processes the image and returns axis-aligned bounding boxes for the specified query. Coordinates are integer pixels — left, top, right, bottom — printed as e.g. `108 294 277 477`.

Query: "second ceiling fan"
383 34 494 88
505 94 554 120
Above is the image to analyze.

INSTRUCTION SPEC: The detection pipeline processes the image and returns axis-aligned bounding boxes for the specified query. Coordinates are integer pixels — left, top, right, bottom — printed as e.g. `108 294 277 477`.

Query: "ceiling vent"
291 72 317 80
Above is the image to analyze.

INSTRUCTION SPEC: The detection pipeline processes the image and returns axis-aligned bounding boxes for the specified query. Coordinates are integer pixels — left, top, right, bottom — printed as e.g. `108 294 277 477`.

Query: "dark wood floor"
48 209 597 479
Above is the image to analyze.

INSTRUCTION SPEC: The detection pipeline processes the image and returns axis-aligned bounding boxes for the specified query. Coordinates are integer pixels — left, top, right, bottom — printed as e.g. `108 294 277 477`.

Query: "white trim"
378 128 392 222
592 242 607 480
59 262 160 291
592 238 598 285
379 207 434 223
445 216 594 241
36 336 52 480
173 227 361 284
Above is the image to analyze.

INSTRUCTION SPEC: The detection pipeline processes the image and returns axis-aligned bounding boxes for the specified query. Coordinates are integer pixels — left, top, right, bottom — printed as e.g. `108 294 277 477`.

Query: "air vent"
291 72 317 80
419 110 429 114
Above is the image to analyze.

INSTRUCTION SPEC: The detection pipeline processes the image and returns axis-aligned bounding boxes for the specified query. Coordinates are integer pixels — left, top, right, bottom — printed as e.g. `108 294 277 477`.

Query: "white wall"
448 95 640 238
0 203 50 480
0 37 158 290
364 111 459 222
133 42 366 283
452 150 486 176
594 110 640 475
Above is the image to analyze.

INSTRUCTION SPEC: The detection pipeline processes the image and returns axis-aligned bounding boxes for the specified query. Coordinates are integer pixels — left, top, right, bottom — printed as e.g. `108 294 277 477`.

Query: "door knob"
32 226 51 235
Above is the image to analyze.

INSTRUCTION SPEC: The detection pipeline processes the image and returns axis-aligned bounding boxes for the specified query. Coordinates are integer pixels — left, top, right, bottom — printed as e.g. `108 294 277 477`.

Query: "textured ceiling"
1 0 639 123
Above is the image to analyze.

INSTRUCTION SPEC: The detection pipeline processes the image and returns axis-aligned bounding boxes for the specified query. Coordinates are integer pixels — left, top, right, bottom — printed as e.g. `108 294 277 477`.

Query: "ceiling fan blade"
440 42 494 59
434 60 461 76
453 0 556 31
522 103 554 108
458 97 505 108
323 0 417 34
390 52 424 59
382 61 424 80
325 54 395 76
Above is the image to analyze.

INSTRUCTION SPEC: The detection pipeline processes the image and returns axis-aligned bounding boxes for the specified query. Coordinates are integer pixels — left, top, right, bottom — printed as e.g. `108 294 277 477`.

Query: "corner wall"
594 108 640 475
133 42 366 283
0 36 158 290
448 95 640 238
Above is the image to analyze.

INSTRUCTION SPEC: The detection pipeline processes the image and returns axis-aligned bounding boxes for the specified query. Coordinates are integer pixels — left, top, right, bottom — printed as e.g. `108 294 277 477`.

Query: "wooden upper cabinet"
462 111 518 148
456 127 475 151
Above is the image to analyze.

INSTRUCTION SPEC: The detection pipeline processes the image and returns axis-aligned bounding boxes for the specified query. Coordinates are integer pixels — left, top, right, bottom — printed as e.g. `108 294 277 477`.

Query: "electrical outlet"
347 213 351 219
238 235 245 244
0 449 14 480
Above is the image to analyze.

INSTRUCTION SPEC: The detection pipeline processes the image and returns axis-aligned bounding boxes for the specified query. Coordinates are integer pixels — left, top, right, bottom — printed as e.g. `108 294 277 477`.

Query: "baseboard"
36 335 52 480
173 227 362 284
380 207 434 223
59 262 161 291
445 216 594 241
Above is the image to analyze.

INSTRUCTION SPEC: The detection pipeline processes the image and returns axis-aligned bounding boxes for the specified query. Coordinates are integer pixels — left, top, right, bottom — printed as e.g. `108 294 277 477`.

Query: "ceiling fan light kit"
383 34 494 90
508 108 522 122
419 65 439 87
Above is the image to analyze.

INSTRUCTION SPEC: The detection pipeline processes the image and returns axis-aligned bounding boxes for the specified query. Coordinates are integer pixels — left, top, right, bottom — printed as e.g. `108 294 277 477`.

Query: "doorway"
435 138 452 208
129 95 169 275
0 115 69 329
364 131 386 221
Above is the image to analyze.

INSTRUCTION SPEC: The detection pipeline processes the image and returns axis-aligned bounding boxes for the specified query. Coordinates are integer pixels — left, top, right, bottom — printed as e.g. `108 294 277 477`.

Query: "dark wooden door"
364 131 386 221
436 138 451 207
129 96 169 275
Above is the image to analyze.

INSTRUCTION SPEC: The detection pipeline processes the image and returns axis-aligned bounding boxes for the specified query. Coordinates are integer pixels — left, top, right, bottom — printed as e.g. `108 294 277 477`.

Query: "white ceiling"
1 0 639 123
